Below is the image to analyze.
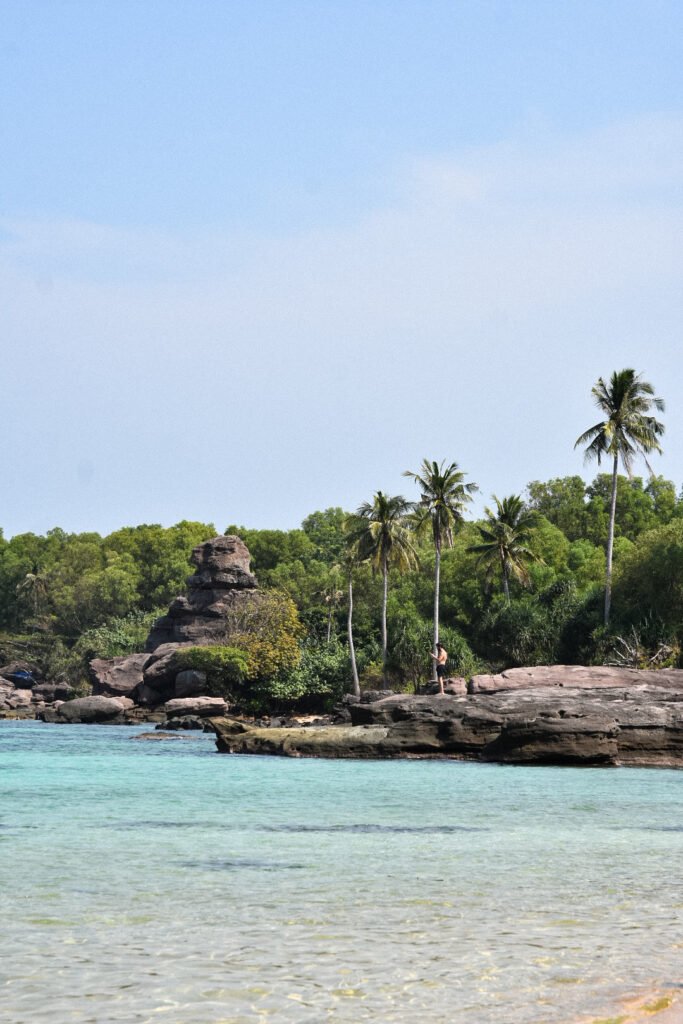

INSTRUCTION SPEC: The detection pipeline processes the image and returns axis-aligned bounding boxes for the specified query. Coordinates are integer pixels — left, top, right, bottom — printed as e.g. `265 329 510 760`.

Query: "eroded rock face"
90 653 153 697
210 680 683 768
469 665 683 693
145 535 257 652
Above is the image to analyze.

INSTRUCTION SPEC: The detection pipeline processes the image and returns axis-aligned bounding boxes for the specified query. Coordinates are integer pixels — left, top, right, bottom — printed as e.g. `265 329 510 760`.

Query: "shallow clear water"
0 720 680 1024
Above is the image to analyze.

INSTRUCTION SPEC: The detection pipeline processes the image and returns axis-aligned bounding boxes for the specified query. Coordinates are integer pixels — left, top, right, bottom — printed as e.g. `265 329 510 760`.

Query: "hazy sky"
3 1 682 538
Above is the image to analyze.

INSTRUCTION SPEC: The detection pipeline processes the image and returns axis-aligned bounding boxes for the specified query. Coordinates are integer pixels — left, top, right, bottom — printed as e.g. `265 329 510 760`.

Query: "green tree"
469 495 539 602
345 491 418 686
403 459 477 677
612 519 683 633
575 369 665 625
526 476 588 541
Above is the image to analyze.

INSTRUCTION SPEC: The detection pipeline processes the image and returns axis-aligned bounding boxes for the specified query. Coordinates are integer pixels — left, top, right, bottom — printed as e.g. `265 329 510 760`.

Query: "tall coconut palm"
338 534 361 698
345 491 418 687
574 369 665 625
469 495 539 601
403 459 477 674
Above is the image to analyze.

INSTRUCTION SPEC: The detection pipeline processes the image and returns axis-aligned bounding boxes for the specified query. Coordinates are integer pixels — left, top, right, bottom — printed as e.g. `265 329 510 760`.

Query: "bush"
223 590 303 680
247 640 351 715
387 610 481 687
171 645 249 699
74 609 162 661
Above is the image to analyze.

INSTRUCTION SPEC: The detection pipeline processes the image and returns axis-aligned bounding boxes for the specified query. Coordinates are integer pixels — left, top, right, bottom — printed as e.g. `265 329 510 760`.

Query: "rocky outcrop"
93 534 260 709
210 679 683 767
90 653 153 697
0 672 74 717
469 664 683 693
145 535 257 651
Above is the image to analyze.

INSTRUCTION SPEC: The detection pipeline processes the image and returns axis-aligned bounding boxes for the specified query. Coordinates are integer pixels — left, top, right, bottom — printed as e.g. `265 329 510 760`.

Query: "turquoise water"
0 721 680 1024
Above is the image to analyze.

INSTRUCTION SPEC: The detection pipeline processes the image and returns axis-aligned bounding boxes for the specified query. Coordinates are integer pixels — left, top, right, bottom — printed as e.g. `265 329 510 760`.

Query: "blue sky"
2 1 682 537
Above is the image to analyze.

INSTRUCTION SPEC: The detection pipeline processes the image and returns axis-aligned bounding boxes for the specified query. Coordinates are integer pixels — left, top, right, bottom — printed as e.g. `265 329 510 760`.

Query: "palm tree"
575 369 665 625
469 495 539 601
403 459 477 674
345 491 418 687
338 535 361 698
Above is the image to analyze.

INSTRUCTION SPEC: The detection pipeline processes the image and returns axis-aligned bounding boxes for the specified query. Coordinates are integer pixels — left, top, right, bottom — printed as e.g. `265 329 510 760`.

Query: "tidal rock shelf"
210 675 683 768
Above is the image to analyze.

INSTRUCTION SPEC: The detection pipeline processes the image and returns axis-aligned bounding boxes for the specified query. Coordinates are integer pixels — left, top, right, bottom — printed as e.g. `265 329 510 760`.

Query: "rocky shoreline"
1 536 682 767
210 666 683 768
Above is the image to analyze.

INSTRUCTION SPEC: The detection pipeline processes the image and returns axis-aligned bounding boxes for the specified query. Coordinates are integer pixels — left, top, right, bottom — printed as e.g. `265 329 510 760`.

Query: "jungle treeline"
1 469 682 710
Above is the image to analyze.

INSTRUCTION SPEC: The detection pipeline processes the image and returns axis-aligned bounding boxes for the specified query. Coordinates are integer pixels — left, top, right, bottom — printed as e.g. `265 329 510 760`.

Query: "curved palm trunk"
381 554 389 688
347 575 360 698
604 453 619 625
501 555 510 602
432 536 441 682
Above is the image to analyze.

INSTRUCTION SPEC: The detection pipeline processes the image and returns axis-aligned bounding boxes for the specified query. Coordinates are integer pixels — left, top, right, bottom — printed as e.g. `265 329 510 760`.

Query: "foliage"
171 645 250 699
247 639 351 715
223 590 303 680
74 609 162 661
403 458 477 655
387 607 480 687
611 519 683 633
469 495 540 600
575 367 665 624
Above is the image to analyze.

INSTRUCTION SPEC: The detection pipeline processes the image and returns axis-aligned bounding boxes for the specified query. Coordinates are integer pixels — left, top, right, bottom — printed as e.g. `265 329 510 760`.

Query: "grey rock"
360 689 395 703
164 696 228 718
31 682 74 702
56 696 128 724
90 653 153 697
469 664 683 694
174 670 207 698
145 535 258 651
211 677 683 768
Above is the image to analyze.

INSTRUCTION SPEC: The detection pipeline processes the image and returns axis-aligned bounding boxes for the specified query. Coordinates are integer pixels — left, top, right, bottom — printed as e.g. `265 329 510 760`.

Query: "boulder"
164 696 228 718
31 681 74 702
9 689 33 708
212 719 390 758
56 696 129 724
174 670 207 698
90 653 153 697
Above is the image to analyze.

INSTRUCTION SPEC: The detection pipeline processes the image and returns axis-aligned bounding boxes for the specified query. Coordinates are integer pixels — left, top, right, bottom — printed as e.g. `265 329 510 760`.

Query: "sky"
2 0 682 538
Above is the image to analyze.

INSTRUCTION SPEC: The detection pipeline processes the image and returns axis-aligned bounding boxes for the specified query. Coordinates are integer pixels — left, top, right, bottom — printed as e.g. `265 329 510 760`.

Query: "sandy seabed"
574 987 682 1024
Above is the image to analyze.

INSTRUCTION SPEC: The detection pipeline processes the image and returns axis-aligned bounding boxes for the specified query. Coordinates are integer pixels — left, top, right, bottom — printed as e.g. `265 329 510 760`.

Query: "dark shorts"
436 664 447 678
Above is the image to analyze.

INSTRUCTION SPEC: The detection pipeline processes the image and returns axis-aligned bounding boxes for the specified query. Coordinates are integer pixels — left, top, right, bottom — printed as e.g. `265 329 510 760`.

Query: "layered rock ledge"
210 667 683 768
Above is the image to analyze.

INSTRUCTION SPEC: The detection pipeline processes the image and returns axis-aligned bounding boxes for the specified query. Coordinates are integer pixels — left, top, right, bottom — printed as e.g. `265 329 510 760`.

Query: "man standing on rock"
430 643 448 695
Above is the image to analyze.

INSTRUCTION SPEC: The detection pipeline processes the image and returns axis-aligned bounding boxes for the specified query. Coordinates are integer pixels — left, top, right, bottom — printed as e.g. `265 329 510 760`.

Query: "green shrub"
171 645 249 699
247 640 351 715
74 609 162 661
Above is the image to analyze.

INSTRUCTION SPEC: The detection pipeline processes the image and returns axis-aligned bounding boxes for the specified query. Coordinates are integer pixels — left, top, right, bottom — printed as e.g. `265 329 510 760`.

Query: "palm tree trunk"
604 453 619 625
347 575 360 698
432 537 441 682
502 559 510 602
381 554 389 688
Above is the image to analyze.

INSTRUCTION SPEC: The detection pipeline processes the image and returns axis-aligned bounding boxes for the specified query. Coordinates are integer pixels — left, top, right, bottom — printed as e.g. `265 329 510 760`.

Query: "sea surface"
0 720 681 1024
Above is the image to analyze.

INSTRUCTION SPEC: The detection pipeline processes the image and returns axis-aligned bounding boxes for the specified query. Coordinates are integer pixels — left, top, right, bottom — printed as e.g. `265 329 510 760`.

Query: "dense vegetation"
1 470 682 711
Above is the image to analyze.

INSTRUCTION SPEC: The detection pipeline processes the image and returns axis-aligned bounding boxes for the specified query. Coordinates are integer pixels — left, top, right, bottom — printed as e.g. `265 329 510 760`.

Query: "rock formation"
87 535 259 710
145 535 257 650
210 670 683 768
